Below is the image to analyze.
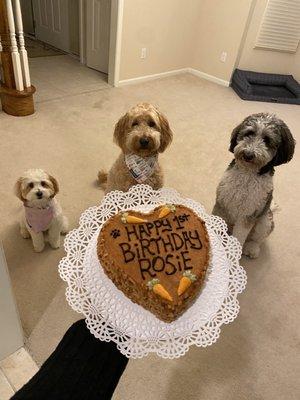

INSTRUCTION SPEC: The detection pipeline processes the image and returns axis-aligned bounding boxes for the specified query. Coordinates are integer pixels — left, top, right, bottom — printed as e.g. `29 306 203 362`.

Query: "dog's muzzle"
139 137 150 149
242 150 255 162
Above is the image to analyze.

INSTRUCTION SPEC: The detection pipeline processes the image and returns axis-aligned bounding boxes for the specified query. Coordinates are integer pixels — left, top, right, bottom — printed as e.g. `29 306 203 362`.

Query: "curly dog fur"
98 103 173 193
15 169 68 252
213 113 295 258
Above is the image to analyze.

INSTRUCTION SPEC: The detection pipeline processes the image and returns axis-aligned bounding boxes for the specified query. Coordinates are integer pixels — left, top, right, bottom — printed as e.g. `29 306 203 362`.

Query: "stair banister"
0 0 35 116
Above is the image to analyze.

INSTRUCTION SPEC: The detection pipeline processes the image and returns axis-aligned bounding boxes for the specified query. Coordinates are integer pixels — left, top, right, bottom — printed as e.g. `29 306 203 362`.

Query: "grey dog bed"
231 69 300 105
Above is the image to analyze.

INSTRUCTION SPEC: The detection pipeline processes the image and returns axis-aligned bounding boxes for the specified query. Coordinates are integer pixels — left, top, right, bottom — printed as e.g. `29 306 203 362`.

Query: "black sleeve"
11 319 128 400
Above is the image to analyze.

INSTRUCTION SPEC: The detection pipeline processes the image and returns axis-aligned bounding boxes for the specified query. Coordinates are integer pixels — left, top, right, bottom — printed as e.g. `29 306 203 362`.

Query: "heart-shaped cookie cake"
97 205 210 322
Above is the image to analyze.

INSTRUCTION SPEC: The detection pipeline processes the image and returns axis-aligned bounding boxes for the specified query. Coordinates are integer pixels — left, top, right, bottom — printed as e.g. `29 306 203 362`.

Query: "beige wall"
191 0 253 82
119 0 199 80
238 0 300 81
118 0 299 83
119 0 253 82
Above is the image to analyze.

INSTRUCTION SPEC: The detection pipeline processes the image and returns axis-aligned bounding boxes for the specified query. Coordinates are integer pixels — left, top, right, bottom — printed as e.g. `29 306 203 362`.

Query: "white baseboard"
117 68 189 86
117 67 230 87
188 68 230 87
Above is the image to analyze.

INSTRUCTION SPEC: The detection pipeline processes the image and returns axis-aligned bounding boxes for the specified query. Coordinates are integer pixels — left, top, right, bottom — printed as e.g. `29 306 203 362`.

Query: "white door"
86 0 111 74
32 0 70 52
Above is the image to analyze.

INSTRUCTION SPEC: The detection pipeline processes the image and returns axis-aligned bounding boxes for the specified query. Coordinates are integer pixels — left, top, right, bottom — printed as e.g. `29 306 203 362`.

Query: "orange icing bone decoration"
121 212 147 224
177 271 197 296
147 279 173 302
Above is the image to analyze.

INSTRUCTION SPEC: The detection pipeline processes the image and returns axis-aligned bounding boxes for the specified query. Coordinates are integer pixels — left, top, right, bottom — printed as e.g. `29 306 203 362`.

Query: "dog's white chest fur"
217 165 273 222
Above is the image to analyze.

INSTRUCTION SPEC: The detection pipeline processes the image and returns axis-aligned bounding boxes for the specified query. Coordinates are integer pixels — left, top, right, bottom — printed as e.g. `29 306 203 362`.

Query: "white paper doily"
58 185 246 359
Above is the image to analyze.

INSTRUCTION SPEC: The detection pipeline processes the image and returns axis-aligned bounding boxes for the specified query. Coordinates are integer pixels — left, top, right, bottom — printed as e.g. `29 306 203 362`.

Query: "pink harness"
25 203 54 233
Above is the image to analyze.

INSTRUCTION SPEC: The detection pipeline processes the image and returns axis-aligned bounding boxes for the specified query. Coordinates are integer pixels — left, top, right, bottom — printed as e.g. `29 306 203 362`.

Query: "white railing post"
5 0 24 91
0 35 2 52
13 0 31 87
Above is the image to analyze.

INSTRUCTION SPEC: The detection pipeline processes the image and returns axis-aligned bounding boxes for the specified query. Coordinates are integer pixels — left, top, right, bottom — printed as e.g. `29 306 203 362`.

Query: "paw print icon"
110 229 121 239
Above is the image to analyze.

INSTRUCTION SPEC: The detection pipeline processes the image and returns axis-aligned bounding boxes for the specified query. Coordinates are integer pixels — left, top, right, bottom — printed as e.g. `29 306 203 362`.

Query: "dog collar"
24 202 54 233
125 153 158 183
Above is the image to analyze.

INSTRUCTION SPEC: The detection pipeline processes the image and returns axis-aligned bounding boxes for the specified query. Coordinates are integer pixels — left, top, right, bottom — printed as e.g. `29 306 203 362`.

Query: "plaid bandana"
25 202 54 233
125 153 157 183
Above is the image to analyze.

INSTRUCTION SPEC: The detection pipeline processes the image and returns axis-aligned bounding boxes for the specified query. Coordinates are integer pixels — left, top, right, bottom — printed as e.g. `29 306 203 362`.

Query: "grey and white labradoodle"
213 113 295 258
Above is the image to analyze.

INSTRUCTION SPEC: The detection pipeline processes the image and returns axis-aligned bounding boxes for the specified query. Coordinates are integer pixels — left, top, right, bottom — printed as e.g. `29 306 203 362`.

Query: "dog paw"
243 241 260 259
60 217 69 235
34 243 45 252
49 240 60 249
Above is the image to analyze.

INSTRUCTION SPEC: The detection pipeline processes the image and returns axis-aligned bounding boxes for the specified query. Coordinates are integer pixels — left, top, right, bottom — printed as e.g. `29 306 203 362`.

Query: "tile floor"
0 348 38 399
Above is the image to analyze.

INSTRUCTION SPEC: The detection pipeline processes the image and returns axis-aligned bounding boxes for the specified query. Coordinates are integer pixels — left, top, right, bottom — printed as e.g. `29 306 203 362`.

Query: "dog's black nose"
139 137 149 148
36 191 43 199
243 151 254 162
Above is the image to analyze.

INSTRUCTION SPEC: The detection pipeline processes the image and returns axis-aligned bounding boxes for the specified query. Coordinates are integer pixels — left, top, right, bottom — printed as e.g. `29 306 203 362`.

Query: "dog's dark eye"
263 136 271 145
132 121 138 127
28 182 34 189
148 120 156 128
41 181 46 187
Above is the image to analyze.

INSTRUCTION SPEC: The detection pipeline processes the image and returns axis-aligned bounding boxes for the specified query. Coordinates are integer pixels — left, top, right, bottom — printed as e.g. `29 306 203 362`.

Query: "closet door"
32 0 70 52
86 0 111 73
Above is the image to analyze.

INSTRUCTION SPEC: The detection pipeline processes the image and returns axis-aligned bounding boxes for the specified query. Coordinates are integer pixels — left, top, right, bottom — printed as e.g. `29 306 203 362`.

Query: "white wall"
0 243 23 361
238 0 300 81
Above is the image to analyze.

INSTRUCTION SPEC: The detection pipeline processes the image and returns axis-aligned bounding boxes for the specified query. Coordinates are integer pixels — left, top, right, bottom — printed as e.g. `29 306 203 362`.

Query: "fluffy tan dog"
98 103 173 192
15 169 68 252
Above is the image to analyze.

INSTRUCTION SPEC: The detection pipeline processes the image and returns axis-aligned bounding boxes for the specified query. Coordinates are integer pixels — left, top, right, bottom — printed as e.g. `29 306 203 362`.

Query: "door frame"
79 0 123 87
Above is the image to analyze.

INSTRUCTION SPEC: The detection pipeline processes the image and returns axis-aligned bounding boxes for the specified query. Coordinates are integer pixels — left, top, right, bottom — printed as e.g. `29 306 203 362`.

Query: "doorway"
20 0 112 77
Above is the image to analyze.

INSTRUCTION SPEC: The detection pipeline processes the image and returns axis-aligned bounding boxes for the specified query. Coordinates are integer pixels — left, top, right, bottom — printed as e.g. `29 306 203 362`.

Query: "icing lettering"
138 258 157 280
118 213 204 280
119 242 135 263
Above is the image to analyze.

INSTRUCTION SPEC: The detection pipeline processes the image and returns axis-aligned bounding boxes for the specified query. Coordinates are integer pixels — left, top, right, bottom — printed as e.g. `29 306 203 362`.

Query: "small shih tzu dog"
98 102 173 193
15 169 68 252
213 113 295 258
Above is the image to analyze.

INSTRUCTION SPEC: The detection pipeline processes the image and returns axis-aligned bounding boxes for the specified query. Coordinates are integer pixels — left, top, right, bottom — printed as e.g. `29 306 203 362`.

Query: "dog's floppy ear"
14 178 25 202
113 113 129 150
48 174 59 196
271 121 295 167
157 111 173 153
229 123 243 153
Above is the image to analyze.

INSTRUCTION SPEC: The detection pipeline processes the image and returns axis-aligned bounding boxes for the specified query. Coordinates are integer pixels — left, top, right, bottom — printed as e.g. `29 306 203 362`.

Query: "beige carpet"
0 55 299 399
